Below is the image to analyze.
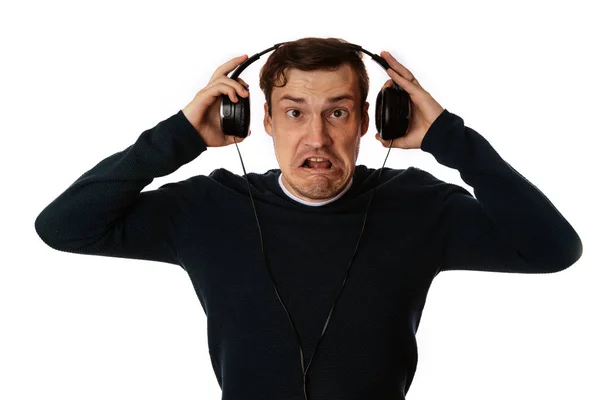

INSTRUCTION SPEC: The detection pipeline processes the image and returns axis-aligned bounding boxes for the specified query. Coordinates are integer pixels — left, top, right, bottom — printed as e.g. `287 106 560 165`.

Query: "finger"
374 132 391 147
386 68 420 95
374 132 388 145
229 136 242 145
381 78 395 90
375 132 408 149
212 76 250 97
381 51 418 84
211 54 249 81
233 78 250 95
205 82 241 103
236 77 249 89
206 81 247 102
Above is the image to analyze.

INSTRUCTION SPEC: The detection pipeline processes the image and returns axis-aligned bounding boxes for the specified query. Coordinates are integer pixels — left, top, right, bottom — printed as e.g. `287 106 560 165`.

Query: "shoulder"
162 167 281 201
354 164 459 188
153 168 247 197
207 167 279 192
354 164 472 204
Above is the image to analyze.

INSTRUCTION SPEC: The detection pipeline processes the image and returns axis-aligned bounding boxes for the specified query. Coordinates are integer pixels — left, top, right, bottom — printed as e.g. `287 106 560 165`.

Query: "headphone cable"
232 135 394 399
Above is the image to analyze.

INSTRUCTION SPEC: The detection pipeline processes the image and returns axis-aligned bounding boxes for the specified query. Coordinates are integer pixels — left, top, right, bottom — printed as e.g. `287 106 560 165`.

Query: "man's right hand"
182 54 251 147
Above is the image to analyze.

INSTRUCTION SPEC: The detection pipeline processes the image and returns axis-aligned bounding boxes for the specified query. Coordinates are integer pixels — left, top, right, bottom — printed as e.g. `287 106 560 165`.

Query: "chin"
288 168 348 200
300 185 337 200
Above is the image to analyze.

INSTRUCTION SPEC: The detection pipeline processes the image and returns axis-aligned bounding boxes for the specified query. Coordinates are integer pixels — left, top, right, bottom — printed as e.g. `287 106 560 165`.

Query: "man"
35 37 583 400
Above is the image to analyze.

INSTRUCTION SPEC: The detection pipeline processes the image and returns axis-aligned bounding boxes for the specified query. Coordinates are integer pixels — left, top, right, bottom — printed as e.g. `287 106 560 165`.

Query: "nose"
303 116 333 148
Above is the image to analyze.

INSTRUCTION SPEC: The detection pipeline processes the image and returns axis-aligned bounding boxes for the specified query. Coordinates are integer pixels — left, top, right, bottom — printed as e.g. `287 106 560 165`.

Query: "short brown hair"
259 37 369 117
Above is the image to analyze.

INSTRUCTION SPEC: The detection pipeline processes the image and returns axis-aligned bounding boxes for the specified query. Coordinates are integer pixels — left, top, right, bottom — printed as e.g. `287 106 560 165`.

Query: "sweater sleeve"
420 109 583 274
34 110 208 267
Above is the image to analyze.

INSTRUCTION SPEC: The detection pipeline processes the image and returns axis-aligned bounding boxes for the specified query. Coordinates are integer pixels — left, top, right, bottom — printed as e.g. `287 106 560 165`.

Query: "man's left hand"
374 51 445 149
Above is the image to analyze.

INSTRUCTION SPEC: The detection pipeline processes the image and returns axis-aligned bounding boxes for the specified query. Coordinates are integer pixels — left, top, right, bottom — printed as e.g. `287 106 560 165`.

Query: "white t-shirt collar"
278 172 353 207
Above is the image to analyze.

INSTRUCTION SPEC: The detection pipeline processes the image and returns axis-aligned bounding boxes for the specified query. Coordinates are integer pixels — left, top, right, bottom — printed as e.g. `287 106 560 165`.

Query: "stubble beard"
286 174 345 200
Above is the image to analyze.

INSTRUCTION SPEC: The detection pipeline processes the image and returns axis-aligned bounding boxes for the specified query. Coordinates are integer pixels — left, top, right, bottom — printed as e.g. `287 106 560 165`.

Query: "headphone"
220 41 411 141
216 41 410 400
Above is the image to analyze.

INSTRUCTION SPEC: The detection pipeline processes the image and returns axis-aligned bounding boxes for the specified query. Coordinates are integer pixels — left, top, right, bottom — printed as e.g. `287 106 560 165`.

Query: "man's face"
263 63 369 202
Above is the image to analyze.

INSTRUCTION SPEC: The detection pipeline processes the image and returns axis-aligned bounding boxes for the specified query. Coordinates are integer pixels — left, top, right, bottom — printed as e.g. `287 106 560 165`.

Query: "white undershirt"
278 173 353 207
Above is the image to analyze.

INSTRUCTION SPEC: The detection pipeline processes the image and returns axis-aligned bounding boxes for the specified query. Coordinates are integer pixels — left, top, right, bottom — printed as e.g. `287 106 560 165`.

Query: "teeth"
308 157 326 162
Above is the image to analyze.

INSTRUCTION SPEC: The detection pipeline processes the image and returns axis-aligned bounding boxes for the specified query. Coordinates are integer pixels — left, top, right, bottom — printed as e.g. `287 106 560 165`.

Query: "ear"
360 101 369 137
263 103 273 137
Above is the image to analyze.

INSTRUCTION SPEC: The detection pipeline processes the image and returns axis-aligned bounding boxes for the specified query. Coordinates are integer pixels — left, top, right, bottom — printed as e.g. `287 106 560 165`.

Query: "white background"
2 0 598 399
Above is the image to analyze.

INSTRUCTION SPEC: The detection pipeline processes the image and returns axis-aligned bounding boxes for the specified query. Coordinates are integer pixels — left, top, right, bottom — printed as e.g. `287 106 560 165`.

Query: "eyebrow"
278 94 355 104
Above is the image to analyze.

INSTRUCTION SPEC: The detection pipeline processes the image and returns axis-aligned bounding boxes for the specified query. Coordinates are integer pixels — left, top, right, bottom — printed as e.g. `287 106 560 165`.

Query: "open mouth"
301 157 333 169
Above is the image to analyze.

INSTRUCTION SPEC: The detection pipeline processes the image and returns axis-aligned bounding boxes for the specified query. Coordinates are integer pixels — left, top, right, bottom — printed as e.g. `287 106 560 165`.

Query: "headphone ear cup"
375 89 383 135
234 94 250 138
220 93 251 138
377 86 411 141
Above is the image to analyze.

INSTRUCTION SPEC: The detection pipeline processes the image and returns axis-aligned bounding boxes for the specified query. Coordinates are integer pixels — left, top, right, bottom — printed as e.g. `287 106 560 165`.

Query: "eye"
286 109 302 118
331 109 348 119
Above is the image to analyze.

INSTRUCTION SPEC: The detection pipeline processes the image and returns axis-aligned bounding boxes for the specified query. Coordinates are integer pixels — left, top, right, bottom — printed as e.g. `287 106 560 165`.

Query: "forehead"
272 64 359 102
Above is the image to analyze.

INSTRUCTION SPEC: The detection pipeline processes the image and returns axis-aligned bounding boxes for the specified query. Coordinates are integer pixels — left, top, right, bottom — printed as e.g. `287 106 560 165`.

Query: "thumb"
228 129 251 145
375 132 409 149
374 132 392 147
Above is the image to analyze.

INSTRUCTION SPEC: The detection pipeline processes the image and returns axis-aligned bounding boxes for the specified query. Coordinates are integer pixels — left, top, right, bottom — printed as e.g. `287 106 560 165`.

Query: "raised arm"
35 54 252 267
34 111 208 266
422 109 583 274
375 50 582 274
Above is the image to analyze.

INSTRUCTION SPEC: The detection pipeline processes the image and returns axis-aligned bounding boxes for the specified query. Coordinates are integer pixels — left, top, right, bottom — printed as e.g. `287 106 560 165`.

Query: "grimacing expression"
263 63 369 203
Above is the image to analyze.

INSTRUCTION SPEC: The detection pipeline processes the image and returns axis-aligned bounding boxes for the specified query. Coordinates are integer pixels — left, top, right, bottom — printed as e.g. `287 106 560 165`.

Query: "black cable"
233 135 395 400
232 136 309 376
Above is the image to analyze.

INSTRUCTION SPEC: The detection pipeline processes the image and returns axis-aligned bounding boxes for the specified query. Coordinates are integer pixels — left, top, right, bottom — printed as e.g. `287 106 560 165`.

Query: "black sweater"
35 108 583 400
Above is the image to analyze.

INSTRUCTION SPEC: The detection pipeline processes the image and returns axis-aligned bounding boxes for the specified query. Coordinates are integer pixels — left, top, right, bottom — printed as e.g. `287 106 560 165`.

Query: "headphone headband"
229 41 394 81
